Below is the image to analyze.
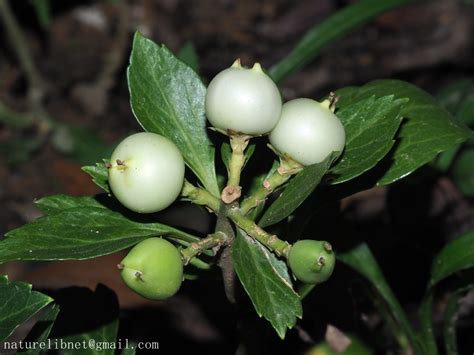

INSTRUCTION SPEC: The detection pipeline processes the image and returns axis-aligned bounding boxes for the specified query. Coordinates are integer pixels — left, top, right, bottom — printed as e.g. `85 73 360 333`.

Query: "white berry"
205 60 282 135
269 98 345 166
108 132 185 213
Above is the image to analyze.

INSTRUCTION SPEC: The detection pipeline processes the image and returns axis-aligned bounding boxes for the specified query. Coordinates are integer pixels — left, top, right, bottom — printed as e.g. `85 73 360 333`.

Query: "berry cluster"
108 60 345 300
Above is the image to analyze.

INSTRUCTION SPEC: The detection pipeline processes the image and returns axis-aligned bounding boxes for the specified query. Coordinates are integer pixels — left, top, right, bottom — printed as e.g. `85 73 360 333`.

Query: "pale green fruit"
205 60 282 135
269 98 345 166
288 240 335 284
119 238 183 300
108 132 185 213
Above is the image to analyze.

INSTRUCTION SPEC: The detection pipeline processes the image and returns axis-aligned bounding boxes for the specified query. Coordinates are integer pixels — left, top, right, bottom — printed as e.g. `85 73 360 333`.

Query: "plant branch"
227 206 291 258
181 231 227 265
215 204 237 303
182 180 220 212
181 181 238 301
240 154 303 215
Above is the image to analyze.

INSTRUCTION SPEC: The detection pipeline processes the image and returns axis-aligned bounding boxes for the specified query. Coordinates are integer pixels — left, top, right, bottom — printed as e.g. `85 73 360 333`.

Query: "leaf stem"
443 284 473 355
240 155 303 215
419 292 438 355
222 134 250 204
298 283 315 299
370 287 410 351
169 237 213 258
269 0 417 83
187 256 212 270
338 244 423 354
226 206 291 258
182 180 220 212
181 232 227 265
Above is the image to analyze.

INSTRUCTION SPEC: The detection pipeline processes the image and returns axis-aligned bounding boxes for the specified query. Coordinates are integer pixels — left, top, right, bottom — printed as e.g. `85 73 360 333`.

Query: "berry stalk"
240 155 303 215
182 180 220 212
226 206 291 258
181 232 227 265
222 134 250 204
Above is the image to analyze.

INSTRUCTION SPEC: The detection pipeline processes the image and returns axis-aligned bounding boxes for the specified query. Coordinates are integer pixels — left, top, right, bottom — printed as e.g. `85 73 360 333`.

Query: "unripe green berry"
288 240 335 284
119 238 183 300
205 59 282 135
269 98 345 166
108 132 185 213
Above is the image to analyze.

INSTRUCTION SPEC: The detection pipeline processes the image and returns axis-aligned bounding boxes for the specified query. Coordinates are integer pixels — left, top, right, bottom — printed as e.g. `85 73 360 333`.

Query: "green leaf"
0 275 53 342
177 41 199 73
35 194 106 215
418 230 474 355
128 32 219 196
452 149 474 197
434 79 474 171
232 230 302 339
338 244 422 353
269 0 416 83
20 304 60 355
433 146 460 172
330 95 405 183
259 153 338 228
31 0 51 30
430 229 474 287
52 284 120 355
443 284 473 355
436 79 474 127
82 161 110 193
0 207 198 263
457 101 474 128
337 80 473 185
57 319 119 355
244 144 256 167
418 293 437 355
